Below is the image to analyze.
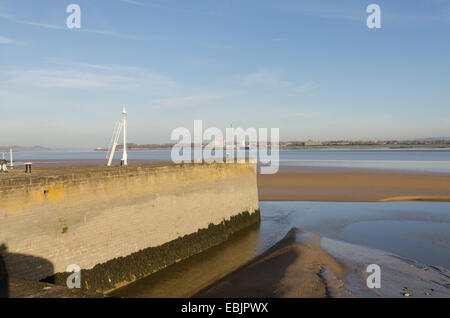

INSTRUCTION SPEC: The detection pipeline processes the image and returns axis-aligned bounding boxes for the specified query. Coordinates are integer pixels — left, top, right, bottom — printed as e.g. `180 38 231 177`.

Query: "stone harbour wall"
0 162 259 292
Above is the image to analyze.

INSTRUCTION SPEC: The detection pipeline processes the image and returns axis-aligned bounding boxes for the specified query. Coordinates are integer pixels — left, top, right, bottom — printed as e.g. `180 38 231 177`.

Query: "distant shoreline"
93 144 450 151
3 145 450 153
281 144 450 150
94 148 171 151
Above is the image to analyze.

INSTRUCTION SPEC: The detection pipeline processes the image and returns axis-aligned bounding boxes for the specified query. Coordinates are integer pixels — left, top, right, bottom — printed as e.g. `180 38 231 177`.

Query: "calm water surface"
259 201 450 268
9 148 450 173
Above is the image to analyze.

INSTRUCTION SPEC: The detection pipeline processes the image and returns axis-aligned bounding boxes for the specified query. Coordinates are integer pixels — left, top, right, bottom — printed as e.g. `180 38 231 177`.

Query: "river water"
8 147 450 173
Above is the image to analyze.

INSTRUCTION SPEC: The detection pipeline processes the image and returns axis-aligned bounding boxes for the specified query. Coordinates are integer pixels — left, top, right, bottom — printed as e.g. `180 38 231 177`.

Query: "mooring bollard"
0 159 7 172
25 162 32 173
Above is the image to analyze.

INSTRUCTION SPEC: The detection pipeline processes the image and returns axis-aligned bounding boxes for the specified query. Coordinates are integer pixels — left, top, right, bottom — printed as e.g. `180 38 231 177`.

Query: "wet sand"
195 228 450 298
321 237 450 298
195 228 350 298
258 166 450 202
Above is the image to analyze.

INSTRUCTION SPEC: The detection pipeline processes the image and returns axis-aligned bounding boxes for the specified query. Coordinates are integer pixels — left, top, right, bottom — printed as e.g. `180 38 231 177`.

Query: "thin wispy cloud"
293 82 319 94
51 61 165 75
1 63 175 91
239 70 291 88
118 0 231 18
0 11 138 39
289 111 318 118
198 42 234 51
119 0 147 6
267 2 364 22
269 1 450 25
0 35 25 45
0 12 65 30
238 70 318 94
271 37 288 42
82 28 142 40
4 69 135 89
152 93 225 109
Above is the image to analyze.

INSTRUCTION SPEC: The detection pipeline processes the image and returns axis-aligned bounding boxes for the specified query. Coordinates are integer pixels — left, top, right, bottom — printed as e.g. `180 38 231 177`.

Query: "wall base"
43 209 260 293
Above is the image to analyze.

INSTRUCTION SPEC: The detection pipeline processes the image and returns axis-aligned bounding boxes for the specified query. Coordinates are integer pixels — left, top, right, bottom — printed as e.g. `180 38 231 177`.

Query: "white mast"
9 147 13 168
106 107 128 166
107 121 122 166
121 107 127 166
226 124 232 157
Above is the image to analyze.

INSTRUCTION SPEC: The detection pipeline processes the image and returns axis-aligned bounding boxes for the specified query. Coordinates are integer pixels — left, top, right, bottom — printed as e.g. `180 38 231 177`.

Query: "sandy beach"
258 166 450 202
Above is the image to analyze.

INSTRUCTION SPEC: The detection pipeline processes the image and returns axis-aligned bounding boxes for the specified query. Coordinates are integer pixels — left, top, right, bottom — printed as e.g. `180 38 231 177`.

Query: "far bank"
258 166 450 202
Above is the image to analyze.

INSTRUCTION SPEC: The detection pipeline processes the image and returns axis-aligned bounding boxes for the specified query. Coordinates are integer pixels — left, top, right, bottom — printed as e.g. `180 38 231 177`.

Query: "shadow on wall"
0 244 8 298
0 243 54 298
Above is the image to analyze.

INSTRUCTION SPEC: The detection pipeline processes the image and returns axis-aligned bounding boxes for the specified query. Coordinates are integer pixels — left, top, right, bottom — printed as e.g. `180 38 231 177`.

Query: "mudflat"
195 228 450 298
194 228 351 298
258 166 450 202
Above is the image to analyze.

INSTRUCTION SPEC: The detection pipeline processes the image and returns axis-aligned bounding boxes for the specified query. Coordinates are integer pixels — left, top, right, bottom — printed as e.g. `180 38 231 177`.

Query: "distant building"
304 140 322 146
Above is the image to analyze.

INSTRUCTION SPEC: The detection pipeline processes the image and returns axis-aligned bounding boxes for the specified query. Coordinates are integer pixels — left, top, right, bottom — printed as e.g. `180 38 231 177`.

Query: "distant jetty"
0 146 52 152
94 143 174 151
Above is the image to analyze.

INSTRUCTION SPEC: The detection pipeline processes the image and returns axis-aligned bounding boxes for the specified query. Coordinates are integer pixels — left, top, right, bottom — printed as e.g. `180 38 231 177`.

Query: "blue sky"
1 0 449 148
